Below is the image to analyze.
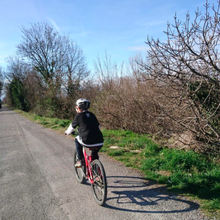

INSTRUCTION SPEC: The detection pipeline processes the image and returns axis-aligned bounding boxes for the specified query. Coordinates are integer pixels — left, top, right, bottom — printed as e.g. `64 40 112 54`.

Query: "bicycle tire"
73 149 86 184
91 159 107 206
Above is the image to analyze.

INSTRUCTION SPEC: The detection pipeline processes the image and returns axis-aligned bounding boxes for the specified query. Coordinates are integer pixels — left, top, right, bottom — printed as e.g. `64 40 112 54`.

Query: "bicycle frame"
82 146 97 184
74 145 107 206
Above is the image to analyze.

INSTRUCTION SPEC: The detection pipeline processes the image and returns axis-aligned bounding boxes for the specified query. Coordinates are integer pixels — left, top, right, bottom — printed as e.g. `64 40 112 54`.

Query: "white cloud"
47 17 60 32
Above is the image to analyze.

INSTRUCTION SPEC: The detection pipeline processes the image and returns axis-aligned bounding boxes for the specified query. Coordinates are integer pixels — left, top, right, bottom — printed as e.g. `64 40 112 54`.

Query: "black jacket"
71 111 103 144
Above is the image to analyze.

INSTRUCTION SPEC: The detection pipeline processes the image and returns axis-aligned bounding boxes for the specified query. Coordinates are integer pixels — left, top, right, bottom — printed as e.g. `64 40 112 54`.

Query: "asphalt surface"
0 105 209 220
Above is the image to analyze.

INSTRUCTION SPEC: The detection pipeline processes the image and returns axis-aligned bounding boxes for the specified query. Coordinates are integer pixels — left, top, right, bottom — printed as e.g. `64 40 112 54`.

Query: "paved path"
0 106 209 220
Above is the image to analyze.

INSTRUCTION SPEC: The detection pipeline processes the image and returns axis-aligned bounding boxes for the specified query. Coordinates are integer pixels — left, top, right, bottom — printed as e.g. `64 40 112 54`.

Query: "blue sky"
0 0 218 72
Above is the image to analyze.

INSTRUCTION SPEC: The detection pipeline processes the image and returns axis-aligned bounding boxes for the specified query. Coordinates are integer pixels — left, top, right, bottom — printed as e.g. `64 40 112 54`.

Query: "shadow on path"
105 175 200 214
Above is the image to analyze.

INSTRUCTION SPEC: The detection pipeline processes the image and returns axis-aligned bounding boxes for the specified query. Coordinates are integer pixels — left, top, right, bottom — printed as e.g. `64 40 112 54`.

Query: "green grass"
15 110 220 218
100 129 220 217
140 142 220 217
15 110 71 131
100 129 152 168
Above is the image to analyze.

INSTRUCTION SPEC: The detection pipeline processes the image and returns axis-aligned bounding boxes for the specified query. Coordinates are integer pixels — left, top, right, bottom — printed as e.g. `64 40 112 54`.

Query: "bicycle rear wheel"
91 159 107 206
73 149 86 184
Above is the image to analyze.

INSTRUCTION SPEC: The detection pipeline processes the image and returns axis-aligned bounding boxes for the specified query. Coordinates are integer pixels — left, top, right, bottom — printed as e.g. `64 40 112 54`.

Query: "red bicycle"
73 146 107 206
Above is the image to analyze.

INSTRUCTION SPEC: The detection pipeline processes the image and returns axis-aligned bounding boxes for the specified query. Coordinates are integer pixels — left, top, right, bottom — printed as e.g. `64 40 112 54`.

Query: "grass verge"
15 110 220 218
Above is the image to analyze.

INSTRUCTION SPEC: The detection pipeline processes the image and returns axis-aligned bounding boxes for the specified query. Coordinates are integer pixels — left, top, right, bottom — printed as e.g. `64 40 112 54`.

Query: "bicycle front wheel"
73 149 86 184
91 159 107 206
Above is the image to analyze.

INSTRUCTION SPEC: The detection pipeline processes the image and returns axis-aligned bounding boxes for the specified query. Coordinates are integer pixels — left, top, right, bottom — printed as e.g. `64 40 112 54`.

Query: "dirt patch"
168 131 199 151
157 170 171 177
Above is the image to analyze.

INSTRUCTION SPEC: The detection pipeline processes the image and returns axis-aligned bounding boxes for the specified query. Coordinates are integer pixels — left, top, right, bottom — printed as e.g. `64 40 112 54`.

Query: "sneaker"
75 160 82 167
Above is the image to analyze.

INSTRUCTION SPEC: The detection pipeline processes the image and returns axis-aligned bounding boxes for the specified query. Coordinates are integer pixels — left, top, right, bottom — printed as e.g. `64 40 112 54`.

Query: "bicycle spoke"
73 149 85 184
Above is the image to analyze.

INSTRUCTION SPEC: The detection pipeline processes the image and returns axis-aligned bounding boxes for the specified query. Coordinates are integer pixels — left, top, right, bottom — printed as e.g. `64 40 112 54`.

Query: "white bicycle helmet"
75 98 90 110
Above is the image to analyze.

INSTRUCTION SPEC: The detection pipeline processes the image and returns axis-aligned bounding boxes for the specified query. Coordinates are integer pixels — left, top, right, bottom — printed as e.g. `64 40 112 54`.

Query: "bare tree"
16 22 90 117
141 1 220 153
92 54 163 134
0 67 4 98
4 57 37 111
5 56 31 81
17 22 89 90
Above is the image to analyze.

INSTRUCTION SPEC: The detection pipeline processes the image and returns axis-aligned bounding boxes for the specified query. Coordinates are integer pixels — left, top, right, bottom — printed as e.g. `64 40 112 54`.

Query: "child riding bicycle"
65 98 104 167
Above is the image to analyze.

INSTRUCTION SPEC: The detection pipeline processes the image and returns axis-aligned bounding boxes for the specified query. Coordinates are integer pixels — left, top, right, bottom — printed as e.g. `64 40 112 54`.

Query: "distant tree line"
2 1 220 155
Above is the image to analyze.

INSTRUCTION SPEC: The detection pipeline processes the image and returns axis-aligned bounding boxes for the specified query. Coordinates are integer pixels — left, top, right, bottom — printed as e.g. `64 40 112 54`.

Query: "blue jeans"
75 138 83 160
